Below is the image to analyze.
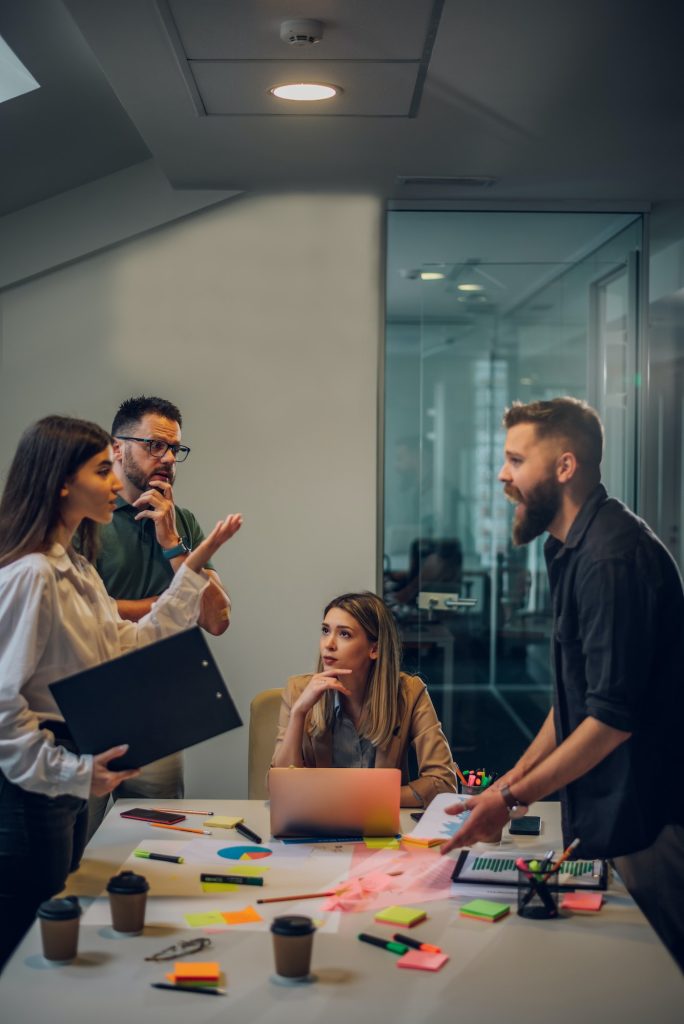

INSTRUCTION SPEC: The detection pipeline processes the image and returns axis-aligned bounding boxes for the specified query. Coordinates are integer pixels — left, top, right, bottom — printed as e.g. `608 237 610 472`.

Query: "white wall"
0 192 382 797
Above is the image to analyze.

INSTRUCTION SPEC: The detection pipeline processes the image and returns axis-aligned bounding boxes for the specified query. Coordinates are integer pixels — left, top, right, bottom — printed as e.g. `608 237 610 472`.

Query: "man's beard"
507 476 561 546
122 448 175 495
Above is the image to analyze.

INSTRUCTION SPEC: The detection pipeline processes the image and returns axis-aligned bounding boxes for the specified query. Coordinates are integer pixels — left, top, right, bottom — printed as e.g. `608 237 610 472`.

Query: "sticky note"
184 911 226 927
206 816 243 829
365 837 401 849
374 905 427 927
459 899 510 922
172 962 220 980
221 905 263 925
397 950 449 972
201 882 238 893
401 836 443 848
219 864 267 876
561 891 604 912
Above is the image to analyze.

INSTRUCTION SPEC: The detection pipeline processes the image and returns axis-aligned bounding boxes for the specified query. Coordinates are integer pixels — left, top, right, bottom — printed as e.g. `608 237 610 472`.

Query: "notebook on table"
268 766 401 839
49 627 242 770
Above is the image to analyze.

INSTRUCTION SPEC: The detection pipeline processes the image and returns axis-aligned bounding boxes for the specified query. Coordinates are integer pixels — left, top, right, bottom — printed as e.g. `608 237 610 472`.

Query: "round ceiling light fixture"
270 82 339 102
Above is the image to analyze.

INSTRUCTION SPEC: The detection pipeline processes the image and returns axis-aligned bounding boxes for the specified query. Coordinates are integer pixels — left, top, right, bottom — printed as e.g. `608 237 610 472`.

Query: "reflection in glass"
384 211 642 771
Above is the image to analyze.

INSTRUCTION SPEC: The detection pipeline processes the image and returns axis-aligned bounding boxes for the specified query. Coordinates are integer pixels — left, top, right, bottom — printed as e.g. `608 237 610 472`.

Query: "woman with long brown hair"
0 415 242 968
272 591 456 807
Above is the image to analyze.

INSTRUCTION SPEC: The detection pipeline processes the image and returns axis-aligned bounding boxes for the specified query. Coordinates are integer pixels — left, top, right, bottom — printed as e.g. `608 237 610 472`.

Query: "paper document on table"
322 845 455 913
404 792 470 843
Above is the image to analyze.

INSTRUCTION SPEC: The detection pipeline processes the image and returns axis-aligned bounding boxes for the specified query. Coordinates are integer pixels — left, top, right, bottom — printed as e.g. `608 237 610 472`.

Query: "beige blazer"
272 672 457 808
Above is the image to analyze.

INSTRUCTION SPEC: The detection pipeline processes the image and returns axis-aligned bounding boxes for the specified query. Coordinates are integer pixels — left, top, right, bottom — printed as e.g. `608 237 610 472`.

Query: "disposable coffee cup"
106 871 149 935
270 915 315 980
37 896 81 963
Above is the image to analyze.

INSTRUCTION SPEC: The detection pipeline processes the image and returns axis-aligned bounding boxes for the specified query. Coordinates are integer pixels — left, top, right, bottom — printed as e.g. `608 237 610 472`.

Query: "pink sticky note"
397 950 449 972
560 891 604 912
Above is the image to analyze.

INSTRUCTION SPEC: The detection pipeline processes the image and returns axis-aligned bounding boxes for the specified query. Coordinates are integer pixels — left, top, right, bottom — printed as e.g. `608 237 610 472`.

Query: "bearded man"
441 397 684 971
87 395 231 834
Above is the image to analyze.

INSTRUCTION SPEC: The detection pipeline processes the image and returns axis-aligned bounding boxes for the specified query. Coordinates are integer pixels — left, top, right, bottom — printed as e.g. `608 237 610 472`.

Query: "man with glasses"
88 395 232 833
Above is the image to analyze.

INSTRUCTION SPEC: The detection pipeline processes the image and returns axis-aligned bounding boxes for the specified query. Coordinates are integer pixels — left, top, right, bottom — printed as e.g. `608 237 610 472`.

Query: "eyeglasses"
115 435 191 462
144 937 212 962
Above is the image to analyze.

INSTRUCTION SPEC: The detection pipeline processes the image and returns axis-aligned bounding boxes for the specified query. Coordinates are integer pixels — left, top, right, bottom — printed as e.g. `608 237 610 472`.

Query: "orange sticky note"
171 961 221 980
561 891 604 912
221 905 263 925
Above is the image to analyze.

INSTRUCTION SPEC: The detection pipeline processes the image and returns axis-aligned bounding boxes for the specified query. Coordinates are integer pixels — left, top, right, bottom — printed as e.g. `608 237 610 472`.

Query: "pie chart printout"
217 845 272 861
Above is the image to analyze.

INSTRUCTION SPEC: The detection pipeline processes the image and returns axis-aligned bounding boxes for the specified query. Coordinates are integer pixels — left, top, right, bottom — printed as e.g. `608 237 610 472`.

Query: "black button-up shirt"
545 484 684 858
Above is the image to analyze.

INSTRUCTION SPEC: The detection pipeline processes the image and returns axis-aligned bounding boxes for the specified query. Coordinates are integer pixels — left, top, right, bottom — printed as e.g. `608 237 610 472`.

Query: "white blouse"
0 544 207 800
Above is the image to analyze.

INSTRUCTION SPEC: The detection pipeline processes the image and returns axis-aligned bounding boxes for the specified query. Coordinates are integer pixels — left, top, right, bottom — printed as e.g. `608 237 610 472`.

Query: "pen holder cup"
517 863 559 919
458 772 501 842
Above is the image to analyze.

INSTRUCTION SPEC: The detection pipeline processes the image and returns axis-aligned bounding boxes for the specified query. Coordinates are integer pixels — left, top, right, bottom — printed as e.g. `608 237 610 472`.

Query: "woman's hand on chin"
293 670 353 717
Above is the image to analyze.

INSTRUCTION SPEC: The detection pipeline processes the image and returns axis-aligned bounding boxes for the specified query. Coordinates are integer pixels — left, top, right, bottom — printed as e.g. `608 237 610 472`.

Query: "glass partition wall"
383 211 643 771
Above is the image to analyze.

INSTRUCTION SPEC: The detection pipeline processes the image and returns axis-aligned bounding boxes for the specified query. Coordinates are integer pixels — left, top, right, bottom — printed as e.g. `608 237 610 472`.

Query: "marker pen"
200 873 263 886
358 933 409 955
392 933 442 954
134 850 184 864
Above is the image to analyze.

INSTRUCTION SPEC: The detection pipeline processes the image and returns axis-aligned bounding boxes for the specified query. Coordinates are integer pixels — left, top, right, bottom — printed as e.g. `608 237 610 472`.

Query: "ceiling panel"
192 59 419 117
169 0 436 60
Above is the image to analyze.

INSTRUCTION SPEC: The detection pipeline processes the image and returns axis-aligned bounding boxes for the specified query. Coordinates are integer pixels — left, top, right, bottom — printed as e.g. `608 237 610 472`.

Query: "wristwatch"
499 783 529 819
162 540 189 560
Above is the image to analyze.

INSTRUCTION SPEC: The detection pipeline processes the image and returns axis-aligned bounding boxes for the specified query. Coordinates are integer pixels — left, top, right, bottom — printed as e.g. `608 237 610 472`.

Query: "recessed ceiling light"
457 282 484 292
420 272 445 281
270 83 339 102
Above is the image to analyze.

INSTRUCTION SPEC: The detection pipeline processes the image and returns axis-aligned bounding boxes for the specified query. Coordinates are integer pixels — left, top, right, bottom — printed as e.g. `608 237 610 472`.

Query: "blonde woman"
272 592 457 807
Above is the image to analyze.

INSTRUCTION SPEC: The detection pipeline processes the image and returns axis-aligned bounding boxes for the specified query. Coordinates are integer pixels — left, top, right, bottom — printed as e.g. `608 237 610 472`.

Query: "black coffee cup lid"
37 896 81 921
106 871 149 895
270 915 315 936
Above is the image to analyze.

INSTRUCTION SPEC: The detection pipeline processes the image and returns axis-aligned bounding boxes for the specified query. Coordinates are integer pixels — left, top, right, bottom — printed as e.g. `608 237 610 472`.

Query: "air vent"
397 176 498 188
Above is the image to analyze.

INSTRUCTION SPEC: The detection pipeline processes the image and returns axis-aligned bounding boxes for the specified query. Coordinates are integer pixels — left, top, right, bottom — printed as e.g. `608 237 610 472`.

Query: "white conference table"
0 798 680 1023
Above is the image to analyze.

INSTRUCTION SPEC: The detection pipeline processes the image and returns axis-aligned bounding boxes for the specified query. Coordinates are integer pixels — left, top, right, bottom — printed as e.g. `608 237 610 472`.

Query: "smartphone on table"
509 815 542 836
119 808 186 825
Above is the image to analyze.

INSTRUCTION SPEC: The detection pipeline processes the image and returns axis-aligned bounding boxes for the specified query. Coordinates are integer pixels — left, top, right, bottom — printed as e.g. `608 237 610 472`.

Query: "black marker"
200 873 263 886
151 983 226 996
358 933 409 955
235 822 262 844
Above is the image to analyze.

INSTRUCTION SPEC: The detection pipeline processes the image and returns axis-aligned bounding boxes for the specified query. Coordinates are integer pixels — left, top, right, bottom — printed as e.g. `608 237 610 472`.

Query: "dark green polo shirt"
97 496 210 600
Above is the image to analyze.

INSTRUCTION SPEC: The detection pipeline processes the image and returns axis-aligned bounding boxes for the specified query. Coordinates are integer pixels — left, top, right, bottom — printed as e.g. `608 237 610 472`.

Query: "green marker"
358 933 409 955
134 850 184 864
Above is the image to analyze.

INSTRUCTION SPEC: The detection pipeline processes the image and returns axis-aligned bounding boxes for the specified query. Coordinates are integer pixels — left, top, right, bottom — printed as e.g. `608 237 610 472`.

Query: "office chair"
248 687 284 799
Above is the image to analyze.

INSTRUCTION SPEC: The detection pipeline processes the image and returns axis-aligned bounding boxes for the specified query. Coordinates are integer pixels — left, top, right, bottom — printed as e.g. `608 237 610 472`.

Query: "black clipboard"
49 627 242 769
451 849 608 890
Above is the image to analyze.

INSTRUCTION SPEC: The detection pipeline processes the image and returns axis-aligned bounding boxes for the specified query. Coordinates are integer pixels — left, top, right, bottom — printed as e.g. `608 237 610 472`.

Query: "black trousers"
0 772 88 972
613 823 684 973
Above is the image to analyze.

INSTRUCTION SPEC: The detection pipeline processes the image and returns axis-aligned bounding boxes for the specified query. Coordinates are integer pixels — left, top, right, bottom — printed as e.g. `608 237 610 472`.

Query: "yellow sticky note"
201 882 238 893
220 864 267 877
374 905 427 927
206 816 243 829
221 905 263 925
364 837 400 849
184 911 226 927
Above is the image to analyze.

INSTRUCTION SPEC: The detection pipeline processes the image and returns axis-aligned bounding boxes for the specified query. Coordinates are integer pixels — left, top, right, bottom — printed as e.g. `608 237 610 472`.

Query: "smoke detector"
280 19 324 46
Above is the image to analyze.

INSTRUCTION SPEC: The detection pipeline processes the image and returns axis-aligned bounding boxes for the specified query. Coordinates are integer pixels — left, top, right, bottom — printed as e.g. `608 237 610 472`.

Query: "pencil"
153 808 214 816
453 763 469 788
150 822 212 836
544 837 580 880
256 891 336 904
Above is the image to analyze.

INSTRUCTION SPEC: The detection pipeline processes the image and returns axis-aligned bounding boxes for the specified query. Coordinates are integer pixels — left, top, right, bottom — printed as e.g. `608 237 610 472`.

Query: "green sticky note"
201 882 238 893
184 911 226 927
374 905 427 927
460 899 510 921
364 837 400 849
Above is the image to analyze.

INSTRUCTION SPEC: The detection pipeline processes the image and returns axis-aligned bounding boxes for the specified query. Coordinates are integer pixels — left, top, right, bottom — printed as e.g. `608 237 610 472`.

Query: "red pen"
392 933 442 954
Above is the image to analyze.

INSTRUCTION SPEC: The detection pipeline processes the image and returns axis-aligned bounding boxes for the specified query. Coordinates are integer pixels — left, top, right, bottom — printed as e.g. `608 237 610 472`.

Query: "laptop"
268 767 401 838
49 627 242 770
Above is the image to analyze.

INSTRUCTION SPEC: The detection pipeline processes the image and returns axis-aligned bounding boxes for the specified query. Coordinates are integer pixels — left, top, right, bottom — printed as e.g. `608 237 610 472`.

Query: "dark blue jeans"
0 772 87 971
